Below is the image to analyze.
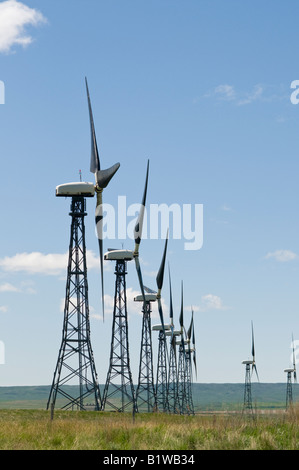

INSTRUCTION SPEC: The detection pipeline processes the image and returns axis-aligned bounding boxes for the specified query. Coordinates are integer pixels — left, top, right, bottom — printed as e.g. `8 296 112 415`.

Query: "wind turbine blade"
156 231 168 291
193 354 197 378
85 78 120 322
168 264 173 323
292 333 297 383
95 191 105 320
171 333 177 363
85 78 120 188
135 256 147 309
134 160 149 253
251 321 255 361
179 281 184 330
133 160 150 312
192 318 197 378
193 353 197 378
252 363 259 382
85 77 100 174
155 234 169 331
187 310 194 342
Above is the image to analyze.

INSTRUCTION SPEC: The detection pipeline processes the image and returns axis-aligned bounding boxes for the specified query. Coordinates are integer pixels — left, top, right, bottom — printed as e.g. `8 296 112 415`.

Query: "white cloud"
237 84 264 106
265 250 298 262
101 287 147 318
192 294 227 312
0 0 46 54
0 250 103 275
88 287 167 323
0 281 36 294
59 287 147 320
0 282 20 292
204 83 265 106
214 84 236 101
221 204 232 212
0 306 8 313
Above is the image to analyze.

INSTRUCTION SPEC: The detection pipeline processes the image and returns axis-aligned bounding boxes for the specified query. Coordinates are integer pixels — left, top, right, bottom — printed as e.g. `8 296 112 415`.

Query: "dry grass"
0 407 299 450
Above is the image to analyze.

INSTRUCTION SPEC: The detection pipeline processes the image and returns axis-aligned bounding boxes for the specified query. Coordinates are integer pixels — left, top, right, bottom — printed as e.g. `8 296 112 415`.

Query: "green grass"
0 408 299 450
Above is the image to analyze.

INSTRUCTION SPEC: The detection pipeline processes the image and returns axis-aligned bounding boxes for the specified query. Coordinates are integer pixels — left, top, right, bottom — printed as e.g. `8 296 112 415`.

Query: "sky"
1 0 299 387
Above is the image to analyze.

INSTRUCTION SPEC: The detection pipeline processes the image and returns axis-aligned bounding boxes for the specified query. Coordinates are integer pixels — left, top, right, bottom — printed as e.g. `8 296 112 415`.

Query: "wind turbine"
101 161 149 412
177 281 188 415
242 321 259 415
85 77 120 320
48 78 121 413
165 266 180 413
152 234 171 412
284 334 297 410
135 285 157 412
185 309 196 415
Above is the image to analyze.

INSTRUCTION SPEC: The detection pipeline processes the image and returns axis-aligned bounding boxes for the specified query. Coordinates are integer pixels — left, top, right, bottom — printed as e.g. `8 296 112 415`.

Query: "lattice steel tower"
101 250 137 413
184 313 195 415
177 337 188 414
152 235 170 413
284 335 297 410
285 368 294 410
242 322 258 416
242 361 253 414
165 269 180 414
176 282 188 415
135 290 157 412
47 193 101 412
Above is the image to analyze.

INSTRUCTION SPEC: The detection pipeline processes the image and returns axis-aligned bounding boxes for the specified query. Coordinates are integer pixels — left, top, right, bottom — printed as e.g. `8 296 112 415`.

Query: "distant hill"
192 383 299 411
0 383 297 411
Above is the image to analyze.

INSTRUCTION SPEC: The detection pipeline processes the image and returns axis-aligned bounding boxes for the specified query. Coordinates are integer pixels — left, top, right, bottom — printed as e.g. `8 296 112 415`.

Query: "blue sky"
1 0 299 387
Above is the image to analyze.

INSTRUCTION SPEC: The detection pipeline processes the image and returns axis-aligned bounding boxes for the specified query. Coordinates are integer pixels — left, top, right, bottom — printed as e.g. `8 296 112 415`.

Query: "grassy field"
0 408 299 450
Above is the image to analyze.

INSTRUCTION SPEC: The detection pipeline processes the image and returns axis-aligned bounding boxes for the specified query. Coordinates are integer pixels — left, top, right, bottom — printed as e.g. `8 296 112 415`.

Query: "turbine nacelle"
104 249 134 262
284 368 295 373
56 182 95 198
165 330 181 337
152 324 171 331
134 293 157 302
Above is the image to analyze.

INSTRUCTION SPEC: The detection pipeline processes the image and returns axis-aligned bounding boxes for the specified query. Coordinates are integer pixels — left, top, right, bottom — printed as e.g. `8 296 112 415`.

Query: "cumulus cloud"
0 281 36 294
204 83 265 106
214 84 236 101
265 250 298 262
87 287 167 322
0 0 46 54
190 294 227 312
0 282 20 292
237 84 264 106
0 250 103 275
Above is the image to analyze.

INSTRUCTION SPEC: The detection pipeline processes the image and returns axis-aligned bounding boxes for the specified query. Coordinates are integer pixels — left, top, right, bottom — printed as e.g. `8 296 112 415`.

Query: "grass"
0 408 299 450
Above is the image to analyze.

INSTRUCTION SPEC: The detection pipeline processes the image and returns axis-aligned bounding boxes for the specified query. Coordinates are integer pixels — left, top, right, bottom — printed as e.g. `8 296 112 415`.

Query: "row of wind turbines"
47 78 197 416
46 78 296 416
242 323 298 414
